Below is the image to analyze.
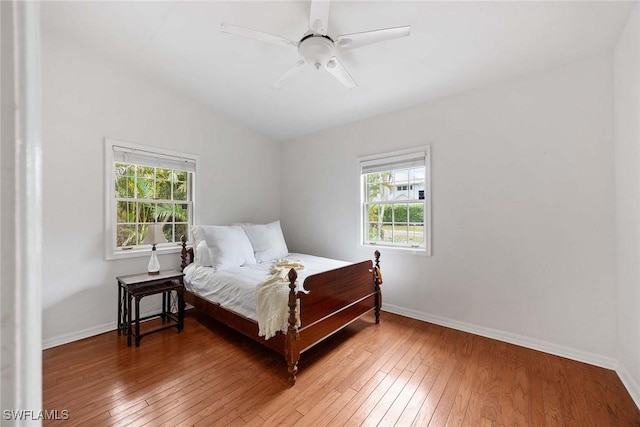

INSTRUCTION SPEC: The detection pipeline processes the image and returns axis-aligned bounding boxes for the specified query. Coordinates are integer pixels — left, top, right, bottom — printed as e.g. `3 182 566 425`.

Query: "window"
104 139 198 259
359 147 431 254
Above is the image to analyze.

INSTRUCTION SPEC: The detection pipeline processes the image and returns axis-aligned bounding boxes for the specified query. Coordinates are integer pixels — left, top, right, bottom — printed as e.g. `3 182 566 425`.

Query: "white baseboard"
616 363 640 410
382 303 618 370
42 309 159 350
43 322 116 350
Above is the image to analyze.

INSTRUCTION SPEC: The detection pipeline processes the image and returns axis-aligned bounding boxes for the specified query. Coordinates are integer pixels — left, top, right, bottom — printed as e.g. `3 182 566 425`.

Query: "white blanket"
255 259 306 340
183 253 350 338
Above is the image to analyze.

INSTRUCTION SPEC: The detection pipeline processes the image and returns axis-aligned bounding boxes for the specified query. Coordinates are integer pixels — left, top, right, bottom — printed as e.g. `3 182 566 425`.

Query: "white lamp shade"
143 223 168 246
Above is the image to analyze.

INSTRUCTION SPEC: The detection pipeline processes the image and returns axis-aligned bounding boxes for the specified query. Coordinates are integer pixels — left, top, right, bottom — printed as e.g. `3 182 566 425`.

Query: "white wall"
615 4 640 404
281 53 617 365
41 31 281 347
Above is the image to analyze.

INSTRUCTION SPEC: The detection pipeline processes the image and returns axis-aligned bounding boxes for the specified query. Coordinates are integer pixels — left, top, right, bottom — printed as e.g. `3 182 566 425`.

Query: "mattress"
183 253 349 322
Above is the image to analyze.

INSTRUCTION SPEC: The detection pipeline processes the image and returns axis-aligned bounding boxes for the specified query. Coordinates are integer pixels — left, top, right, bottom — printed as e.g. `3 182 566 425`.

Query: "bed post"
285 268 300 385
374 250 382 324
180 235 188 271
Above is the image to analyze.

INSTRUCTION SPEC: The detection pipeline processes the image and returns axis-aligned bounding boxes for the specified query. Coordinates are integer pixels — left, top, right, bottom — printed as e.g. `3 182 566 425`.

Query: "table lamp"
143 223 167 275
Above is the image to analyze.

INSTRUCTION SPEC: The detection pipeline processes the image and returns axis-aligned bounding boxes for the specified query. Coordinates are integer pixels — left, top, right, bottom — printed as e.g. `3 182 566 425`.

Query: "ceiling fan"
221 0 411 89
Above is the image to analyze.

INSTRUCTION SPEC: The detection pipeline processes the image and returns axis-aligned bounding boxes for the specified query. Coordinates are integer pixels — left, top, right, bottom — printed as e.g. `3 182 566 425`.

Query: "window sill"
105 244 183 261
360 243 431 257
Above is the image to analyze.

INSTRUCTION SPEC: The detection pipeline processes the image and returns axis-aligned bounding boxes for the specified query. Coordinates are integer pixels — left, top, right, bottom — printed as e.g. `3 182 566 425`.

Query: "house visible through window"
105 139 198 259
359 147 431 254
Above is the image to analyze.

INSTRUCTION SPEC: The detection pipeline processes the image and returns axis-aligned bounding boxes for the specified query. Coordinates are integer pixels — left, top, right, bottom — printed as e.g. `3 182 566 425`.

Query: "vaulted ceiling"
42 1 635 141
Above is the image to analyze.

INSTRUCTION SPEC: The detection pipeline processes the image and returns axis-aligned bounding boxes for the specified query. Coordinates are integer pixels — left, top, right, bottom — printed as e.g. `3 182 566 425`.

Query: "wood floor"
43 311 639 426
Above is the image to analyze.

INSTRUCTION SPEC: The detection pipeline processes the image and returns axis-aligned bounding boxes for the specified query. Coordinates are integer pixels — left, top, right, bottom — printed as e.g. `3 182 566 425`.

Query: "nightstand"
117 269 185 347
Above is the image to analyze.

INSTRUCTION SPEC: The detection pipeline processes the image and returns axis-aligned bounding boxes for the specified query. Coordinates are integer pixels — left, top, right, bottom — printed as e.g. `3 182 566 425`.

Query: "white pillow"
241 221 289 263
202 225 256 271
191 226 212 267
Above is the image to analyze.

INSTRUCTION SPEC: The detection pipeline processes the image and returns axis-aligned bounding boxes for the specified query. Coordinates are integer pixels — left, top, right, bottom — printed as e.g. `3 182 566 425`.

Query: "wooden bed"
180 236 382 385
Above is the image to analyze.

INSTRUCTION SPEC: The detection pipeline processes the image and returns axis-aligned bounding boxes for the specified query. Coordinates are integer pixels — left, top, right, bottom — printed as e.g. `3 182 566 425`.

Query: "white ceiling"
42 1 635 141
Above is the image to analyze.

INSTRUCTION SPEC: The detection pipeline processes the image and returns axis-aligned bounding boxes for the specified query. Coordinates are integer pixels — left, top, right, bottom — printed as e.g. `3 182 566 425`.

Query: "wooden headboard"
180 235 194 271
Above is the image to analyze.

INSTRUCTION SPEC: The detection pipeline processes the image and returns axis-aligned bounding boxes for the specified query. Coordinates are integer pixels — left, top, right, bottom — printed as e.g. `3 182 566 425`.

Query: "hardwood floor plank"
479 340 502 422
360 368 414 425
343 367 403 426
395 347 448 425
542 378 565 427
326 370 388 425
259 403 304 425
408 360 458 426
313 388 358 427
513 347 532 426
150 373 255 427
460 338 494 426
255 333 372 421
404 324 445 373
444 335 491 426
378 363 431 426
393 325 432 372
422 349 468 427
40 312 640 427
109 399 148 418
462 392 486 427
136 345 275 427
379 328 425 373
295 349 373 416
182 374 281 426
45 326 228 411
494 341 517 425
406 331 464 426
524 347 546 427
550 353 585 426
65 409 111 427
334 316 417 393
293 389 342 426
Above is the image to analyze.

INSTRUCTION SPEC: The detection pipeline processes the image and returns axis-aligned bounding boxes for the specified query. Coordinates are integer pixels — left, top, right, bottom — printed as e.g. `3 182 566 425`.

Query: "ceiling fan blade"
325 57 357 89
336 25 411 51
271 60 306 89
309 0 330 35
221 23 298 48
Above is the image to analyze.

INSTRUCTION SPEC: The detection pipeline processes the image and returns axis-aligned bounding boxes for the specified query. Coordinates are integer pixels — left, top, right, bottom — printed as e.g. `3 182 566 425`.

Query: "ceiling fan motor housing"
298 35 335 70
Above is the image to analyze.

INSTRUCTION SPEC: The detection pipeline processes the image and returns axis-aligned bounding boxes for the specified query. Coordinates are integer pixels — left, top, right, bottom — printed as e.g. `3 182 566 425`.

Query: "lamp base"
147 247 161 275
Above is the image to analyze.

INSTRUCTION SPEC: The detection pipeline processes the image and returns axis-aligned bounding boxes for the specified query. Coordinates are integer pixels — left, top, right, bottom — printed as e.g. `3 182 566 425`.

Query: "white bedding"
183 253 349 323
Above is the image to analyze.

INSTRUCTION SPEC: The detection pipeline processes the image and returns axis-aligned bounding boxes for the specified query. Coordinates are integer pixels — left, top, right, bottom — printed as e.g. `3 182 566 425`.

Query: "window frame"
358 146 432 256
104 138 200 260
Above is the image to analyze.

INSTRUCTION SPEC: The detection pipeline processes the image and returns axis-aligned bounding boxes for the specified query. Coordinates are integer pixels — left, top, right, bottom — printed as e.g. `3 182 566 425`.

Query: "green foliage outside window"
115 163 190 248
367 204 424 224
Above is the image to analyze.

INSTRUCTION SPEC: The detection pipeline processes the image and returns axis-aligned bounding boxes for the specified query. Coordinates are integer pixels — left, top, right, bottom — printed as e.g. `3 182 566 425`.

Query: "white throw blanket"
255 259 306 339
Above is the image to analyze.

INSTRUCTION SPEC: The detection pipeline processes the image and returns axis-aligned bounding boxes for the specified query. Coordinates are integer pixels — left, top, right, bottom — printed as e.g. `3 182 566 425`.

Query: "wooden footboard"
284 251 382 384
298 260 375 328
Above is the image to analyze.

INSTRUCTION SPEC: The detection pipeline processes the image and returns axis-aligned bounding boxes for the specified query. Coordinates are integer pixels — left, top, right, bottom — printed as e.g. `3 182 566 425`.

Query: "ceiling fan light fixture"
298 36 335 70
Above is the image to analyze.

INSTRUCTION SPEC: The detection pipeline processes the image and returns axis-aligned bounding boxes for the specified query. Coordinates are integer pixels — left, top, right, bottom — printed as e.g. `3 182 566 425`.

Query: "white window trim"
104 138 200 260
358 145 432 256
